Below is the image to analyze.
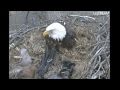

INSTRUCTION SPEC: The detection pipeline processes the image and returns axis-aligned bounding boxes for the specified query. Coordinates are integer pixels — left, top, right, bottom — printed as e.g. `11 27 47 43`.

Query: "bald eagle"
38 22 76 78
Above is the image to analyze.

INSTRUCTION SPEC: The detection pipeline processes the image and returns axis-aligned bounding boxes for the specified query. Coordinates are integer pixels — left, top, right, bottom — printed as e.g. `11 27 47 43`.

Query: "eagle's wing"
61 29 76 50
38 38 57 78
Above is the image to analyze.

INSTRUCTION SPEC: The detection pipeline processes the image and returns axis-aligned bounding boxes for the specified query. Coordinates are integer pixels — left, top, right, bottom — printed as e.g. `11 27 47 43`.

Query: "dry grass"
9 13 110 79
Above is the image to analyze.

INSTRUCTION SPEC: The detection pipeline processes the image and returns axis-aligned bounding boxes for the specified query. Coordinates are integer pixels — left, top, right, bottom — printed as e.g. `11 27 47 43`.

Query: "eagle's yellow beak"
43 31 49 37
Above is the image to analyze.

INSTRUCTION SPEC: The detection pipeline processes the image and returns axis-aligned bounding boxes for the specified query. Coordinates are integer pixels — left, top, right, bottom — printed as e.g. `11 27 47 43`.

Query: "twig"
9 25 47 45
25 11 29 24
92 58 106 75
94 56 101 69
69 15 96 20
88 41 109 48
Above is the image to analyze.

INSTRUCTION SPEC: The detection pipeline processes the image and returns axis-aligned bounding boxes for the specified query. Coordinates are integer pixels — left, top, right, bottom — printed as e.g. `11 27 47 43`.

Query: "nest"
9 13 110 79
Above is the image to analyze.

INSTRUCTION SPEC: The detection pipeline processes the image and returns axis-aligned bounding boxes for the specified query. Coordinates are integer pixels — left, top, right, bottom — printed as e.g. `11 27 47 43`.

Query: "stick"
69 15 96 20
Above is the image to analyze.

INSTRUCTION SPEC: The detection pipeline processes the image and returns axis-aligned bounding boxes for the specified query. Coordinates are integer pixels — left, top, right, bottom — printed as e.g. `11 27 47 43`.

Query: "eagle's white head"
43 22 66 41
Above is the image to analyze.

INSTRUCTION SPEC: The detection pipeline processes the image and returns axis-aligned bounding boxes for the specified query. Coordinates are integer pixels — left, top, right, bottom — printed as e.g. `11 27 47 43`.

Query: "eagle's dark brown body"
61 29 76 50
